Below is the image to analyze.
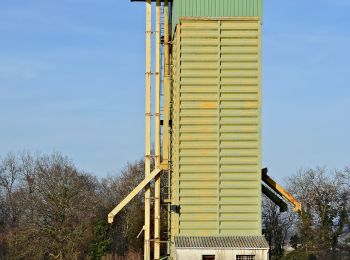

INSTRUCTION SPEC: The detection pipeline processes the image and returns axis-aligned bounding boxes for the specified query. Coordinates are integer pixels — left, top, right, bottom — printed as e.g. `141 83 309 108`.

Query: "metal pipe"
144 1 152 259
154 0 161 259
162 0 171 256
162 0 170 166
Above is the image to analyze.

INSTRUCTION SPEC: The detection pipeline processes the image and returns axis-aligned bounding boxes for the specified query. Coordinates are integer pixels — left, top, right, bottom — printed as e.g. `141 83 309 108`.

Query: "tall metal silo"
170 1 264 258
108 1 301 260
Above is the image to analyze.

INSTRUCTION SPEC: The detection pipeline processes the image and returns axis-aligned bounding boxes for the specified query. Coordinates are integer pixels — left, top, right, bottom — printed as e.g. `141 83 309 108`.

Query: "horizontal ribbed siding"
219 19 261 236
171 25 180 240
179 20 218 236
171 18 262 237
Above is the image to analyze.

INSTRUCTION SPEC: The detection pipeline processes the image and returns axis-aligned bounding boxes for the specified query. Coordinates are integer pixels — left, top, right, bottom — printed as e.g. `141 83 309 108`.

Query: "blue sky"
0 0 349 183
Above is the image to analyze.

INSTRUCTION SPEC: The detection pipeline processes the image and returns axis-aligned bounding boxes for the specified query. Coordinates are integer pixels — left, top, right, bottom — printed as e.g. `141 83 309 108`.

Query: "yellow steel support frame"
108 1 170 259
161 0 170 168
262 172 302 212
108 168 162 224
145 1 152 259
162 0 171 256
154 0 161 259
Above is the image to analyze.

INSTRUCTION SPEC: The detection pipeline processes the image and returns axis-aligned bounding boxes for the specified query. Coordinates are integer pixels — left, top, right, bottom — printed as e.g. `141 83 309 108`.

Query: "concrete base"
176 248 268 260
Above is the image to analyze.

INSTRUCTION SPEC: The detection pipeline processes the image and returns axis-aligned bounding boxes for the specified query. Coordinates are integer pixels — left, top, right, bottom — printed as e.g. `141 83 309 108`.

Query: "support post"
162 0 170 167
154 0 161 259
145 1 152 259
162 1 171 256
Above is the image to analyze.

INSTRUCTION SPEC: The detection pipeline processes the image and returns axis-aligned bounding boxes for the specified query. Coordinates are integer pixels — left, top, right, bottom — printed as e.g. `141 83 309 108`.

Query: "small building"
175 236 269 260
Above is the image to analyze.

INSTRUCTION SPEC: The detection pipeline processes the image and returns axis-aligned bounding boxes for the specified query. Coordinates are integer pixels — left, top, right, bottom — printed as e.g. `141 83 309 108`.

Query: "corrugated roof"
175 236 269 249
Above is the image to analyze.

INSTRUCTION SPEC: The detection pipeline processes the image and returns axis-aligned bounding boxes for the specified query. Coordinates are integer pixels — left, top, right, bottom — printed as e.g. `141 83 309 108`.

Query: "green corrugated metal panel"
172 0 262 32
170 18 262 238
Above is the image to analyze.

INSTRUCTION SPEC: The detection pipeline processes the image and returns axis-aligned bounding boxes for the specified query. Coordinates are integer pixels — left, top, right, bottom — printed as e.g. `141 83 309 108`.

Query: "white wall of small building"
176 248 269 260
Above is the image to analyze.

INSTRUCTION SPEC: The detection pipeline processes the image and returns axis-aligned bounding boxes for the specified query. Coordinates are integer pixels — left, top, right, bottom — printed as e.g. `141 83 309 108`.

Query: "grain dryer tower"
108 1 301 260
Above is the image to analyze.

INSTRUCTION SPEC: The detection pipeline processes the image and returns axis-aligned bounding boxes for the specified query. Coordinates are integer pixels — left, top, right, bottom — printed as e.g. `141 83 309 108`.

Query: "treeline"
263 167 350 259
0 152 349 259
0 152 147 259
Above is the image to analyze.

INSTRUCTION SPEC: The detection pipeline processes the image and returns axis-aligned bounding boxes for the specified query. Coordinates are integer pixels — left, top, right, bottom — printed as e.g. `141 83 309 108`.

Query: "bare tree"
0 152 164 259
99 160 145 258
262 196 296 259
2 152 99 260
288 167 350 257
0 153 22 226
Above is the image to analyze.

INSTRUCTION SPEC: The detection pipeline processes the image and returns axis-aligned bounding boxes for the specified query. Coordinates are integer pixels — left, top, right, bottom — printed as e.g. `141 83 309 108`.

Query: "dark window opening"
202 255 215 260
236 255 255 260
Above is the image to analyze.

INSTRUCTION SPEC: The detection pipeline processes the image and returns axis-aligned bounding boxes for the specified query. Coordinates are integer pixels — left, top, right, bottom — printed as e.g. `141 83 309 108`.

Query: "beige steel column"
162 0 170 166
144 1 152 260
162 0 171 255
154 0 161 259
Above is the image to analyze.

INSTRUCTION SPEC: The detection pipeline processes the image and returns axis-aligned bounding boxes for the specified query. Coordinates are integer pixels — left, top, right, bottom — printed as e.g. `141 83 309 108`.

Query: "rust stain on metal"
201 102 217 109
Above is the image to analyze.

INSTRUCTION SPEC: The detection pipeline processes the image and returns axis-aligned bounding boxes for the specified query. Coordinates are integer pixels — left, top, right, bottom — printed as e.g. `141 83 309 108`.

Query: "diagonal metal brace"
262 168 302 212
108 168 162 224
262 184 288 212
